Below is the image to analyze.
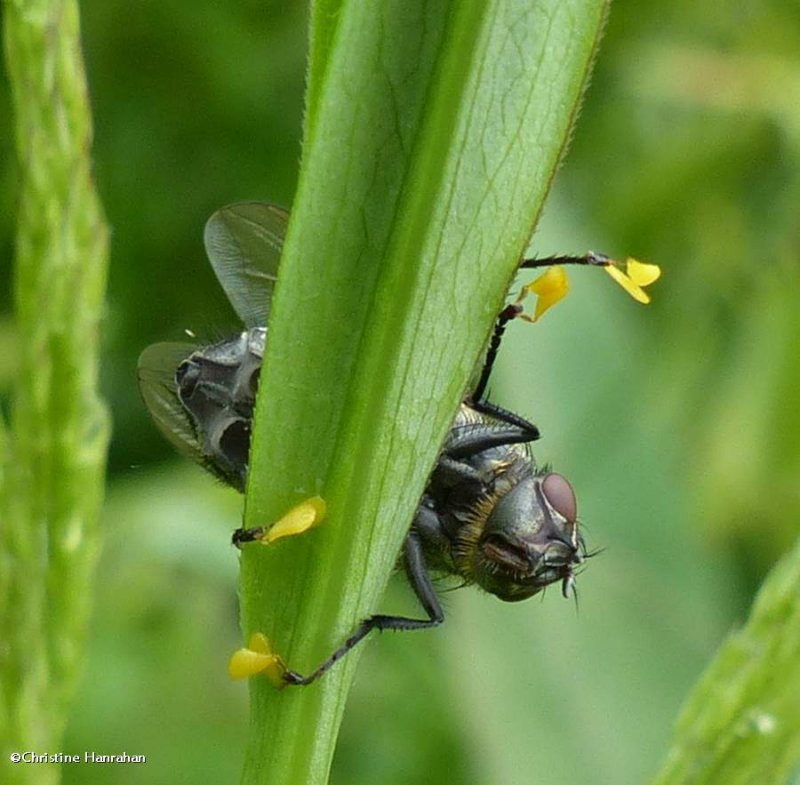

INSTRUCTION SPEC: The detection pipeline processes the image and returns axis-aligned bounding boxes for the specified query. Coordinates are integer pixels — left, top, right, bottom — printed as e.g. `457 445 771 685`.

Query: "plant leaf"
239 2 608 783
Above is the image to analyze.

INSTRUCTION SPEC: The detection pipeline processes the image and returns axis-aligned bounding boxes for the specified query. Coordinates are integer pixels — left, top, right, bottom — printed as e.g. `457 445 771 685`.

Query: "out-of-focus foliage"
1 0 797 784
2 4 111 782
573 0 800 590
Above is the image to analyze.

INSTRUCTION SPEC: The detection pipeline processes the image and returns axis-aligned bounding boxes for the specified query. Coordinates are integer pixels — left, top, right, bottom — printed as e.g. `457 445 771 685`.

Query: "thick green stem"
237 2 608 784
1 1 111 783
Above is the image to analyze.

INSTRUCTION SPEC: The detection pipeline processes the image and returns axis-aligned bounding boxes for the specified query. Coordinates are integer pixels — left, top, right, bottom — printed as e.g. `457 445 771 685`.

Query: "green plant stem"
238 2 607 784
1 1 110 783
651 536 800 785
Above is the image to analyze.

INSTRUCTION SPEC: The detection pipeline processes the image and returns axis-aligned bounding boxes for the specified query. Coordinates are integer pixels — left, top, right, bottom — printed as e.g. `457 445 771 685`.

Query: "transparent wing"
137 342 204 465
203 202 288 328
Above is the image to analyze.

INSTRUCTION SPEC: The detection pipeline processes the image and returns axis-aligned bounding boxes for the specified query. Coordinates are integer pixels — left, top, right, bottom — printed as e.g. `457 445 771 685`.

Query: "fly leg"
468 303 540 437
283 529 443 686
469 252 610 426
444 422 538 459
231 526 264 546
519 250 611 271
469 302 523 407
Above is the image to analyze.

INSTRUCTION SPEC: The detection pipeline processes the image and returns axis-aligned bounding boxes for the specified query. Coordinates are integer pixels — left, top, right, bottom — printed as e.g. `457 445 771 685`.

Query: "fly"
138 203 283 492
139 202 610 685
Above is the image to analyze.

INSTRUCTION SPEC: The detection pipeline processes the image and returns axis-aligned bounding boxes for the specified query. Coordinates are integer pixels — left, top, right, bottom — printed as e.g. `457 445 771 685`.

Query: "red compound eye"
542 473 577 523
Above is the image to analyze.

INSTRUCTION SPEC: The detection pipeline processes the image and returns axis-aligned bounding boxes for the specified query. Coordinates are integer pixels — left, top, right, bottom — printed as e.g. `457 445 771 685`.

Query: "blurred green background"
1 1 799 783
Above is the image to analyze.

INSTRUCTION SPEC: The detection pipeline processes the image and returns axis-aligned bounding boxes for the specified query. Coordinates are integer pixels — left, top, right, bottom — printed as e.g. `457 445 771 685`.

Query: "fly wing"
138 341 247 489
137 342 204 465
203 202 287 328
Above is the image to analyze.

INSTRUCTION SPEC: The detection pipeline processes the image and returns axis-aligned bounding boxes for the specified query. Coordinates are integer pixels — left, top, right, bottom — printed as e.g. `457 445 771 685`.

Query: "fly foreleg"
282 530 443 686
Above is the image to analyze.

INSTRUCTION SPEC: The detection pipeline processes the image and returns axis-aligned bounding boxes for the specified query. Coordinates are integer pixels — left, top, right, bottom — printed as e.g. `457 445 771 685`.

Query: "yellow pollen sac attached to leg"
603 257 661 304
262 496 327 544
518 266 570 322
229 632 287 688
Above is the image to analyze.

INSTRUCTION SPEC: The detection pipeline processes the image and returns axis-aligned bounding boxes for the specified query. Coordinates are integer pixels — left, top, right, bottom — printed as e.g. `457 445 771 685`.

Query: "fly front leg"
412 503 452 553
519 251 611 271
468 303 540 437
444 421 537 461
470 252 610 421
282 531 443 686
469 303 524 406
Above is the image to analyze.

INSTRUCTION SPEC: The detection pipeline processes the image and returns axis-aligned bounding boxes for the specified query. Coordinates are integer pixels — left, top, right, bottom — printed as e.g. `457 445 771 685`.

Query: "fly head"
472 469 582 602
